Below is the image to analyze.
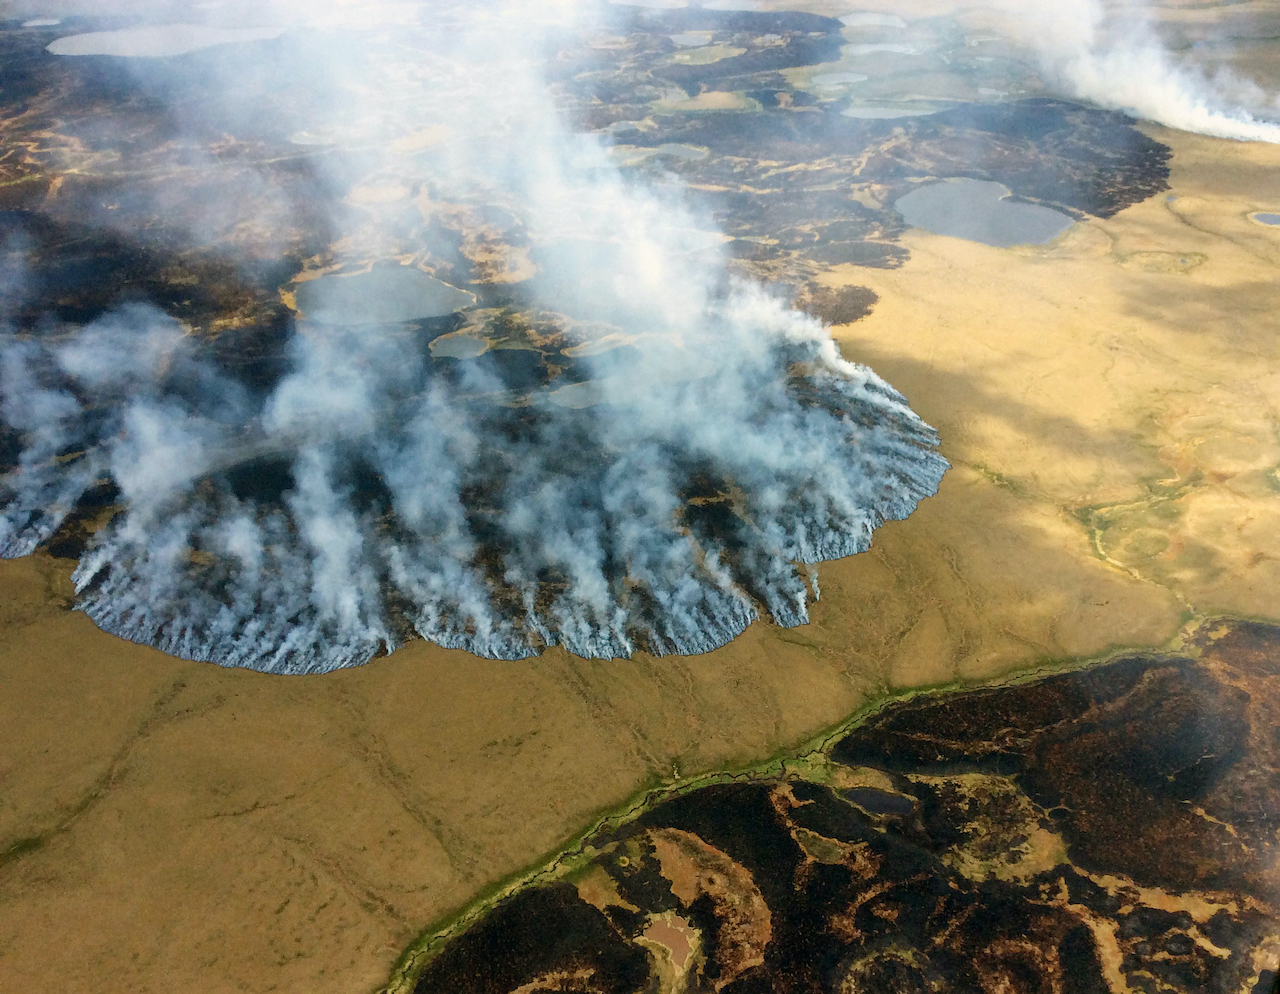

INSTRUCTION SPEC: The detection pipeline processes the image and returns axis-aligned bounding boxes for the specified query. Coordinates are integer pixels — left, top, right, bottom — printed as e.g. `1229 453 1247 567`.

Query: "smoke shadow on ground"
828 343 1154 476
1117 276 1280 343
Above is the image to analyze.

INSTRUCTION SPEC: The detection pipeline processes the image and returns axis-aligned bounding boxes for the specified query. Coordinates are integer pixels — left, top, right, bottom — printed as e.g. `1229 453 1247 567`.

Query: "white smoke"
0 1 948 672
990 0 1280 143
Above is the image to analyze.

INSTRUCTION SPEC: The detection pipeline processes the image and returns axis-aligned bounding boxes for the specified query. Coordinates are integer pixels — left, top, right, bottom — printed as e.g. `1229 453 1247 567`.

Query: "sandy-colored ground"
833 124 1280 643
5 6 1280 994
5 126 1276 994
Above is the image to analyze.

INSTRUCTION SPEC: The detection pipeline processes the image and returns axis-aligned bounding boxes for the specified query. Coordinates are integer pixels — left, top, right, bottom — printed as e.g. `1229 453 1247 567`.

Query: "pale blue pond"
843 104 941 119
839 12 907 28
812 72 868 86
895 178 1074 247
295 267 474 325
845 43 918 55
46 24 283 57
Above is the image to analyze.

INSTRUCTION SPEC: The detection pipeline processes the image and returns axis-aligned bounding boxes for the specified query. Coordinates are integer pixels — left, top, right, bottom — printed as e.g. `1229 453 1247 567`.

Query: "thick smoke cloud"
0 1 946 672
992 0 1280 143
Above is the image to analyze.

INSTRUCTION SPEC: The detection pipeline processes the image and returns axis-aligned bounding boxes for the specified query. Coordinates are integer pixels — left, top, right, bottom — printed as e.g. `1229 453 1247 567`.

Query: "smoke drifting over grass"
9 0 1273 674
997 0 1280 143
0 2 947 672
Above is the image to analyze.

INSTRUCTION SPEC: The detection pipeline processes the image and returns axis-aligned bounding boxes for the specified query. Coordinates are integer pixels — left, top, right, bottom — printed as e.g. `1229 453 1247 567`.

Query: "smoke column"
993 0 1280 143
0 2 948 673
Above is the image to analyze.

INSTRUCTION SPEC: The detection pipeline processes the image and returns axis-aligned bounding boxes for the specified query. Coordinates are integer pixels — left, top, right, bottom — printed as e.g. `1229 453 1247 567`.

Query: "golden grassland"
2 125 1277 994
5 0 1280 986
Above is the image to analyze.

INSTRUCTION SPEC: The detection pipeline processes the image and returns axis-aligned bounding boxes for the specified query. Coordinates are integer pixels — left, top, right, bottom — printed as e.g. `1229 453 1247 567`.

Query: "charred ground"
0 7 1170 587
407 621 1280 994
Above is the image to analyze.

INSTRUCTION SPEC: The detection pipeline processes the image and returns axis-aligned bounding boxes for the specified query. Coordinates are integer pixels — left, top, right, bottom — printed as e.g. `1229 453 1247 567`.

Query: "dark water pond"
895 178 1074 247
843 786 916 815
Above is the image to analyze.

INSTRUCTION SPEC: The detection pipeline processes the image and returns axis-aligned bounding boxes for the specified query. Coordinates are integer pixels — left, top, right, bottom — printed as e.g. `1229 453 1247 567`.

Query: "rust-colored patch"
509 968 597 994
974 937 1063 994
648 828 772 988
643 917 693 971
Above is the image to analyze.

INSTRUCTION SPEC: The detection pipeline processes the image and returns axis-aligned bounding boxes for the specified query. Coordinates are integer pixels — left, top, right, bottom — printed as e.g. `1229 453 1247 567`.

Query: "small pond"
842 104 941 119
845 42 918 55
294 267 474 325
839 12 907 27
429 332 489 360
842 787 916 815
812 71 868 87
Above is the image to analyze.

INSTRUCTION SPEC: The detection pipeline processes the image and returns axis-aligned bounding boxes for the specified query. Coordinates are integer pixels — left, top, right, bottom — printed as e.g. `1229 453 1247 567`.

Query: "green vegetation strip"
375 630 1201 994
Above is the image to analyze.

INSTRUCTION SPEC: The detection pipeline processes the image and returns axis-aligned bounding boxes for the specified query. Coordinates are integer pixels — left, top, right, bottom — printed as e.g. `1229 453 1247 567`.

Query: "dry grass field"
2 3 1279 992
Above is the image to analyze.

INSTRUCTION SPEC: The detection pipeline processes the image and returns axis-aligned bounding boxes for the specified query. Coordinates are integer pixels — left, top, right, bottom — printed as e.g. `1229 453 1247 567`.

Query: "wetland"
0 2 1278 993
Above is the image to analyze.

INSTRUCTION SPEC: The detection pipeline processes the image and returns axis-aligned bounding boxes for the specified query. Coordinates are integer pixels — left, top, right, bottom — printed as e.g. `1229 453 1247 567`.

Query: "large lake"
46 24 284 57
895 178 1074 247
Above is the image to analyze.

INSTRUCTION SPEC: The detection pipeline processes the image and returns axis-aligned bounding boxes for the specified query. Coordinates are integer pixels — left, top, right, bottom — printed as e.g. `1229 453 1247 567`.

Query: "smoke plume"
0 2 947 672
993 0 1280 143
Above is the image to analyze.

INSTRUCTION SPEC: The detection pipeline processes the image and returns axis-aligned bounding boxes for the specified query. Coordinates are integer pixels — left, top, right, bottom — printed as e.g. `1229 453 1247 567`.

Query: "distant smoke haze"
986 0 1280 143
